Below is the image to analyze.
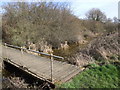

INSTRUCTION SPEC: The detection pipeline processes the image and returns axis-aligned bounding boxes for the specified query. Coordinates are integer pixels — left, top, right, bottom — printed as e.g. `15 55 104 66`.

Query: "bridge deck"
1 46 82 84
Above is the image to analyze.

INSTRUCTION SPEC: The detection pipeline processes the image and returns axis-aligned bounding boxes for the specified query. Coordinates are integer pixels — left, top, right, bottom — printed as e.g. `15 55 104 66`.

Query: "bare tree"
113 17 119 24
86 8 106 22
2 2 80 48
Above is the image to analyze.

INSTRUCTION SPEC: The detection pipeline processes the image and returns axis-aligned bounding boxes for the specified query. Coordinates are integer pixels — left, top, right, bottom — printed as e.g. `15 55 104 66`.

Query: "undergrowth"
57 63 120 88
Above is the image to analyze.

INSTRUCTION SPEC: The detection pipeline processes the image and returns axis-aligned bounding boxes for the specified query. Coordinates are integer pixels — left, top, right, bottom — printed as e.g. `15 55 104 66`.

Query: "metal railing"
4 43 64 82
4 43 64 59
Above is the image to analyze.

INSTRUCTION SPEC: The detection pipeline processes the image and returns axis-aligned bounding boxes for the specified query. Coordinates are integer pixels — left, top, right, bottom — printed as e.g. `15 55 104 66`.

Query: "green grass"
57 64 120 88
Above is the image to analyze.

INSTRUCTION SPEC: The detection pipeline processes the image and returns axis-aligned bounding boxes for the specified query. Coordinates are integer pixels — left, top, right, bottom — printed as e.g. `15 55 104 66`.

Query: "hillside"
68 32 119 66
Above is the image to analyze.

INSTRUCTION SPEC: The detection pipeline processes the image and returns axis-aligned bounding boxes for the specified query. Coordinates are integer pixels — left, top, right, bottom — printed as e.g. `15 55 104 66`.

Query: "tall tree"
86 8 106 22
113 17 119 24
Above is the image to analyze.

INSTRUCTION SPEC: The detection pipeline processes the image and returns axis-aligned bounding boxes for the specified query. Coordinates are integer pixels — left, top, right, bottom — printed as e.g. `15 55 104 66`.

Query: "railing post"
4 43 6 46
50 53 53 82
4 43 7 57
21 46 23 54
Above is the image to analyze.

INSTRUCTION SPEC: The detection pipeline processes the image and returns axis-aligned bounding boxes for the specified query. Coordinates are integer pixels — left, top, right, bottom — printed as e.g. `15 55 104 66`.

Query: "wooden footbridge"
1 43 82 85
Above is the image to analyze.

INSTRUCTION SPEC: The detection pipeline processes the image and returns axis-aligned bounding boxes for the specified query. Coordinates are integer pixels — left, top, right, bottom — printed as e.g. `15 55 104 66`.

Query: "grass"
57 63 120 88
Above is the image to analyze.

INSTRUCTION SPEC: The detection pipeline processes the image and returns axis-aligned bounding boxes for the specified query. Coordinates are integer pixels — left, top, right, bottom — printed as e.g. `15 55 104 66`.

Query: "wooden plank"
60 68 81 83
3 60 54 85
54 65 79 81
2 46 81 83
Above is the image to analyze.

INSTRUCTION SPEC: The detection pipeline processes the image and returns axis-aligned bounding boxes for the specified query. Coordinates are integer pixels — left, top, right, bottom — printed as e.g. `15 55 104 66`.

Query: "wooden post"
50 53 53 82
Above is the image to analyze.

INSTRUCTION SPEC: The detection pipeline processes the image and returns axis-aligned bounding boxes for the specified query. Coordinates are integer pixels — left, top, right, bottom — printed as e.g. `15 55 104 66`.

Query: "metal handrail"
4 43 64 82
4 43 64 59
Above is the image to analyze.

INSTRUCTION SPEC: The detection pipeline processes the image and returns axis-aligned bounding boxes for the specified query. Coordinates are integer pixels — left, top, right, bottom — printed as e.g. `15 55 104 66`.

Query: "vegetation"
2 2 118 47
1 1 119 88
1 1 119 62
1 1 119 66
86 8 106 22
57 63 120 88
2 2 81 47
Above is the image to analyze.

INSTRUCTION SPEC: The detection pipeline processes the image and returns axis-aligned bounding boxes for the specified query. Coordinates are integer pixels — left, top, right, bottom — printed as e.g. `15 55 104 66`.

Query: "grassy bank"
57 63 120 88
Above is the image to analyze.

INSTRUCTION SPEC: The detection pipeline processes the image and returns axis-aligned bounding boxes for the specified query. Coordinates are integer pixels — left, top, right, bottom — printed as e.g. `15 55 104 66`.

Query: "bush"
2 2 82 48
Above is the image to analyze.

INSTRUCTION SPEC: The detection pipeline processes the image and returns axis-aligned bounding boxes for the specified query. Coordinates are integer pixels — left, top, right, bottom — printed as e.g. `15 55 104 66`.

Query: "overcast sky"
0 0 119 19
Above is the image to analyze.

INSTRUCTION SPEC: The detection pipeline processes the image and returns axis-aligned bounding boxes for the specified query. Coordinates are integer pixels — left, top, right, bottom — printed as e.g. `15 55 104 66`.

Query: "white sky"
0 0 119 19
71 1 118 19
